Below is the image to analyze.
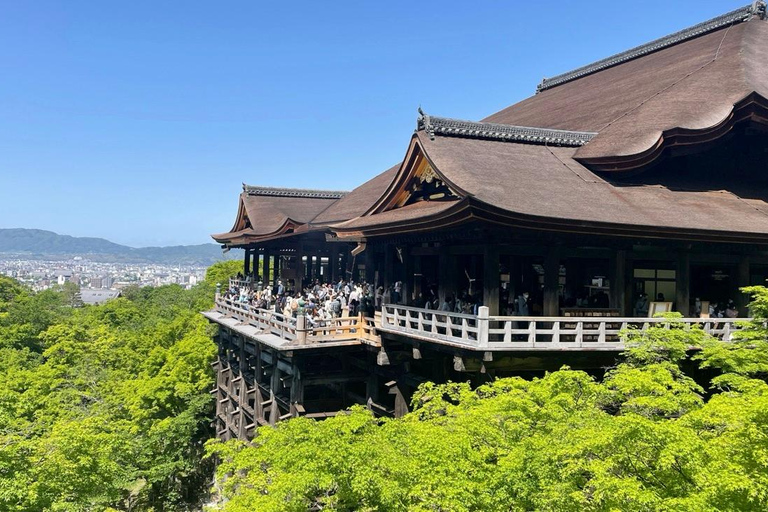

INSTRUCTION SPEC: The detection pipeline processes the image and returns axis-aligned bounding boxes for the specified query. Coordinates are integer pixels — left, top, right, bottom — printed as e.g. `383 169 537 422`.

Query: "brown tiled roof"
414 131 768 241
311 164 400 225
211 188 342 244
331 200 461 232
484 6 768 163
215 3 768 245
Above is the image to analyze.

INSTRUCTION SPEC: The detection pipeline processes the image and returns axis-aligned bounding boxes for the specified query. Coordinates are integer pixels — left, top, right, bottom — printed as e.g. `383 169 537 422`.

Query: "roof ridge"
536 2 765 93
242 185 348 199
416 110 597 147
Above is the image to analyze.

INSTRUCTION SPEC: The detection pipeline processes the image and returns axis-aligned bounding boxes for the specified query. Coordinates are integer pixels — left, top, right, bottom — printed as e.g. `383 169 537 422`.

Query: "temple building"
204 3 768 440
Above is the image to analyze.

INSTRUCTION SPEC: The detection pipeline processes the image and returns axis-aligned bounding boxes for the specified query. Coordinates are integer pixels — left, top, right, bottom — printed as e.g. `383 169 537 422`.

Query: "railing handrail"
488 315 752 323
215 296 380 346
379 303 756 350
384 303 479 320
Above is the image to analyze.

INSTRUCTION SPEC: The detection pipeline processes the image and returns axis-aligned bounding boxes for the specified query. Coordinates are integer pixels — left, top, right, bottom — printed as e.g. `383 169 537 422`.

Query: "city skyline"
0 0 744 246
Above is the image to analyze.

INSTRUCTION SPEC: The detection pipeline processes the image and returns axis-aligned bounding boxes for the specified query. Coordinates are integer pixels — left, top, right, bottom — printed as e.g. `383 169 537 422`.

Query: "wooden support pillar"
243 248 251 277
289 364 304 417
413 254 422 301
736 257 751 314
315 254 322 282
676 252 691 316
383 246 394 290
262 250 270 285
402 244 413 305
366 372 380 409
341 248 350 281
543 247 560 317
438 245 455 305
483 247 500 315
610 250 627 315
330 246 340 283
364 248 375 284
295 248 305 290
269 352 281 426
275 254 281 280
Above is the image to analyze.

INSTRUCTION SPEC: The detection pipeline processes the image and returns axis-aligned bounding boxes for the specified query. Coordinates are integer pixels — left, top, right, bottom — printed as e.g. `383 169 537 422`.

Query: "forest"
1 262 767 511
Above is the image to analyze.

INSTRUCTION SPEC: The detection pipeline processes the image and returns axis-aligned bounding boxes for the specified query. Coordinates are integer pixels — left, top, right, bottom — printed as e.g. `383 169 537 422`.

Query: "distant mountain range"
0 229 238 265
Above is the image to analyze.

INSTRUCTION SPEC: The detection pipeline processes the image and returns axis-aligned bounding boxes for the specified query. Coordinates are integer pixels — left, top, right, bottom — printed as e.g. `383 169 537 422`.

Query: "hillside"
0 228 238 265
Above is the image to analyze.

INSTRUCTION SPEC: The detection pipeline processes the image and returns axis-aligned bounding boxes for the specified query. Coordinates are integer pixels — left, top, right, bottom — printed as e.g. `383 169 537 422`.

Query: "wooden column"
383 246 394 290
402 244 413 305
243 248 251 276
330 246 340 283
610 250 627 315
483 247 500 316
341 249 350 281
438 245 454 305
295 250 305 290
675 252 691 316
364 249 375 284
289 364 304 417
315 254 322 282
268 352 281 426
736 257 751 314
262 250 270 284
543 247 560 317
412 254 422 301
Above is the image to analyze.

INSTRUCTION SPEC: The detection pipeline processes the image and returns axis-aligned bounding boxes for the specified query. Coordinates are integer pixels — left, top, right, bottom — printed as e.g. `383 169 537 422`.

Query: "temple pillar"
403 245 413 305
610 250 627 315
243 248 251 276
413 254 422 302
543 247 560 317
675 252 691 316
275 254 282 280
364 248 375 285
483 247 500 316
262 250 270 284
315 253 322 283
295 248 305 291
383 245 394 290
736 257 751 315
330 246 340 283
438 245 456 306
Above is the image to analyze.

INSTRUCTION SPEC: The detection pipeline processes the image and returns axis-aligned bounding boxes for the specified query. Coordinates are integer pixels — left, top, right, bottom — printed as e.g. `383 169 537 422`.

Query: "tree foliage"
207 298 768 511
0 276 217 511
205 260 242 288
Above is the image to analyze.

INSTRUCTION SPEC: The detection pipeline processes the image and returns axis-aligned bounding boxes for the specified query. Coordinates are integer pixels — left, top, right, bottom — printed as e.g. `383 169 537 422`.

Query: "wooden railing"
380 304 753 351
228 278 253 290
217 297 298 341
215 296 380 346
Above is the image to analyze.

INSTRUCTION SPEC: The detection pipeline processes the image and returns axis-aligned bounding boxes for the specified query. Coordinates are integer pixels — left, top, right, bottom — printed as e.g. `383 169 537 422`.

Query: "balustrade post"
296 315 308 345
477 306 489 347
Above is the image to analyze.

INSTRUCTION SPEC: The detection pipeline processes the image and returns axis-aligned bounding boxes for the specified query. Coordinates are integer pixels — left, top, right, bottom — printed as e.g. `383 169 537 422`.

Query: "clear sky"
0 0 745 247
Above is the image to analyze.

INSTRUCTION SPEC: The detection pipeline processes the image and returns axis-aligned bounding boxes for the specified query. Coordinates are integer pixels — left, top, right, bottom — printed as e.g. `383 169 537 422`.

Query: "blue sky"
0 0 745 246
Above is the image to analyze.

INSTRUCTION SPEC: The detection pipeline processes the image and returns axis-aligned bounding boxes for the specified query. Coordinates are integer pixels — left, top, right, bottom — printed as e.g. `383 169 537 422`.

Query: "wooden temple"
204 2 768 440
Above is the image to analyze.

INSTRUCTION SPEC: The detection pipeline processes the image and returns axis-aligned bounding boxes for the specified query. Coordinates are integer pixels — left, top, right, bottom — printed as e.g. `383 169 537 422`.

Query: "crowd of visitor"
221 276 387 327
220 273 742 321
